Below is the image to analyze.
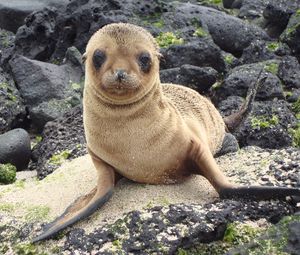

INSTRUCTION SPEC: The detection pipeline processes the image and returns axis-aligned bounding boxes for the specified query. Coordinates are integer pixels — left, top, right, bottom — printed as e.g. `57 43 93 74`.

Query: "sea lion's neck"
84 78 164 119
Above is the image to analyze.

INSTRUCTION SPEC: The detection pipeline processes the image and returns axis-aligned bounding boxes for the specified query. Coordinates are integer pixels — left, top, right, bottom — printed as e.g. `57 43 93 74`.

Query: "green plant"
0 163 16 184
264 62 279 75
266 42 280 52
193 27 208 37
25 205 50 222
251 115 279 129
48 150 71 165
292 97 300 113
155 32 184 48
289 124 300 147
224 54 234 65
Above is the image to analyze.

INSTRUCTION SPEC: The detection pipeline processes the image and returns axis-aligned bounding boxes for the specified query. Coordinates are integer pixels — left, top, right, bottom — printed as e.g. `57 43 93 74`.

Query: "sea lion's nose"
115 69 127 82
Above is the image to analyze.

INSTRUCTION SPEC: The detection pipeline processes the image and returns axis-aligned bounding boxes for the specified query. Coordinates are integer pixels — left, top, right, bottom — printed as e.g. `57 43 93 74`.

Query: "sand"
0 154 217 233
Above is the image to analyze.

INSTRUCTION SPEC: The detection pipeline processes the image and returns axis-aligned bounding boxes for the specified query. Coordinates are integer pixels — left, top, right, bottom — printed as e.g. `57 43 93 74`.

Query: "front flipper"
32 188 113 242
32 151 118 243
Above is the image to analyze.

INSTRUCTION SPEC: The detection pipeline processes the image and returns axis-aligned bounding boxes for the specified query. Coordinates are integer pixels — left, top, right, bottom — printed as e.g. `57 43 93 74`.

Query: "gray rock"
215 61 284 102
234 100 297 149
172 3 269 55
9 54 83 131
278 56 300 89
280 11 300 62
160 64 218 93
0 69 26 134
31 105 86 179
0 29 15 71
160 40 226 73
0 0 70 33
240 40 279 64
0 128 31 170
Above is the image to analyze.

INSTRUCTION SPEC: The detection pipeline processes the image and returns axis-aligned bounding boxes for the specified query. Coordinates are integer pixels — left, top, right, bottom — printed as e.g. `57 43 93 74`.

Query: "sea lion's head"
84 23 161 105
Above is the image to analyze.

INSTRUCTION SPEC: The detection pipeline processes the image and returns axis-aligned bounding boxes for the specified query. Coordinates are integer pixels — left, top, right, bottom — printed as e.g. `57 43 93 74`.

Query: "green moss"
14 180 25 189
198 0 222 5
0 82 8 89
284 91 293 98
152 19 164 28
224 54 234 65
0 163 16 184
155 32 184 48
211 81 222 90
251 115 279 129
112 239 122 249
31 135 43 149
71 82 82 91
289 124 300 147
292 97 300 113
224 222 263 245
0 203 15 212
193 27 208 37
296 9 300 16
48 150 71 166
264 62 279 75
266 42 280 52
25 205 50 222
14 242 48 255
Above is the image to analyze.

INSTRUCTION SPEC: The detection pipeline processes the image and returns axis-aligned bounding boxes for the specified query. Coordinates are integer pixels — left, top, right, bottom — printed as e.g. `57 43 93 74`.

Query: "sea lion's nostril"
115 69 127 81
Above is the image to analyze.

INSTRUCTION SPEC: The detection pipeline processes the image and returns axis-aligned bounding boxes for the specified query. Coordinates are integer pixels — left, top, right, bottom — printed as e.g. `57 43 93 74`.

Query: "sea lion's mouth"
103 83 139 96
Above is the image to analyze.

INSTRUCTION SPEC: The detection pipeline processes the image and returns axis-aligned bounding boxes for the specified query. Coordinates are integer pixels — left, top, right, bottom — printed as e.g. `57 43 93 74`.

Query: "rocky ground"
0 0 300 254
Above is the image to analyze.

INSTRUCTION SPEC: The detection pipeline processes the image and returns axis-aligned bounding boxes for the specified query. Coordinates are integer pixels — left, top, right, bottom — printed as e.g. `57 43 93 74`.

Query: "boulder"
160 64 218 93
0 128 31 170
0 29 15 71
0 0 70 33
233 100 297 148
215 61 284 102
278 56 300 89
31 105 86 179
280 11 300 62
0 69 26 134
160 40 225 73
9 54 84 131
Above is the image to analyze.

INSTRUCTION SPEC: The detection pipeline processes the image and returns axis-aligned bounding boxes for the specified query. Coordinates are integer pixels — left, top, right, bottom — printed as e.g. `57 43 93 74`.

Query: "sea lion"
33 23 300 242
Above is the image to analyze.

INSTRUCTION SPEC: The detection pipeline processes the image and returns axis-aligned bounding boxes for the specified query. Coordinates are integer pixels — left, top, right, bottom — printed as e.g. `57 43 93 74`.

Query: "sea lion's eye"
138 52 151 73
93 49 106 69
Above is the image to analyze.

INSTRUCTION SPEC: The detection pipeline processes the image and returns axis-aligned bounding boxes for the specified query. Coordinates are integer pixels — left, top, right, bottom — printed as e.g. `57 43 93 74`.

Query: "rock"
173 3 269 56
278 56 300 89
280 11 300 62
0 0 70 33
214 61 284 102
31 105 86 179
285 218 300 254
14 7 59 61
263 0 300 37
238 0 268 20
0 128 31 171
240 40 278 64
160 64 218 93
217 96 244 117
9 54 84 131
0 69 26 134
233 100 297 149
0 29 15 70
160 40 225 73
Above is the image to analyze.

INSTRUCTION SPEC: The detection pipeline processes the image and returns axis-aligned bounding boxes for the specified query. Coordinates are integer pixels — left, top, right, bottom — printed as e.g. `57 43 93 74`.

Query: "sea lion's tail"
224 68 266 133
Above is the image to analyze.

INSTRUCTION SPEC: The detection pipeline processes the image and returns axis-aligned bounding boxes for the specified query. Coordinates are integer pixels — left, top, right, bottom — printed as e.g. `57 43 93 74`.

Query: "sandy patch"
0 154 217 233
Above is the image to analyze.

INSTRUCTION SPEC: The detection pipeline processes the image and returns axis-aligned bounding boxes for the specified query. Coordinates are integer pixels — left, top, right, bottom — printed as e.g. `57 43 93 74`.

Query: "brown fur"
83 23 226 185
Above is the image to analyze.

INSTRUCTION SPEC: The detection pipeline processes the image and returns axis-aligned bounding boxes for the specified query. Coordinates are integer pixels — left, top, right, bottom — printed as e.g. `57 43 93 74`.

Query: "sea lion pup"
33 23 300 242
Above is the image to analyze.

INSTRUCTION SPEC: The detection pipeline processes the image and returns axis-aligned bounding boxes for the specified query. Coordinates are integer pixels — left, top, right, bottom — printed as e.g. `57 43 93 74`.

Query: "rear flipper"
32 188 113 242
32 151 118 243
219 186 300 200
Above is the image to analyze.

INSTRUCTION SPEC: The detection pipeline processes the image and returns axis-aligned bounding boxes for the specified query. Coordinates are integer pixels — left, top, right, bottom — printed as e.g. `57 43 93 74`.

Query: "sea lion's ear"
82 53 87 64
